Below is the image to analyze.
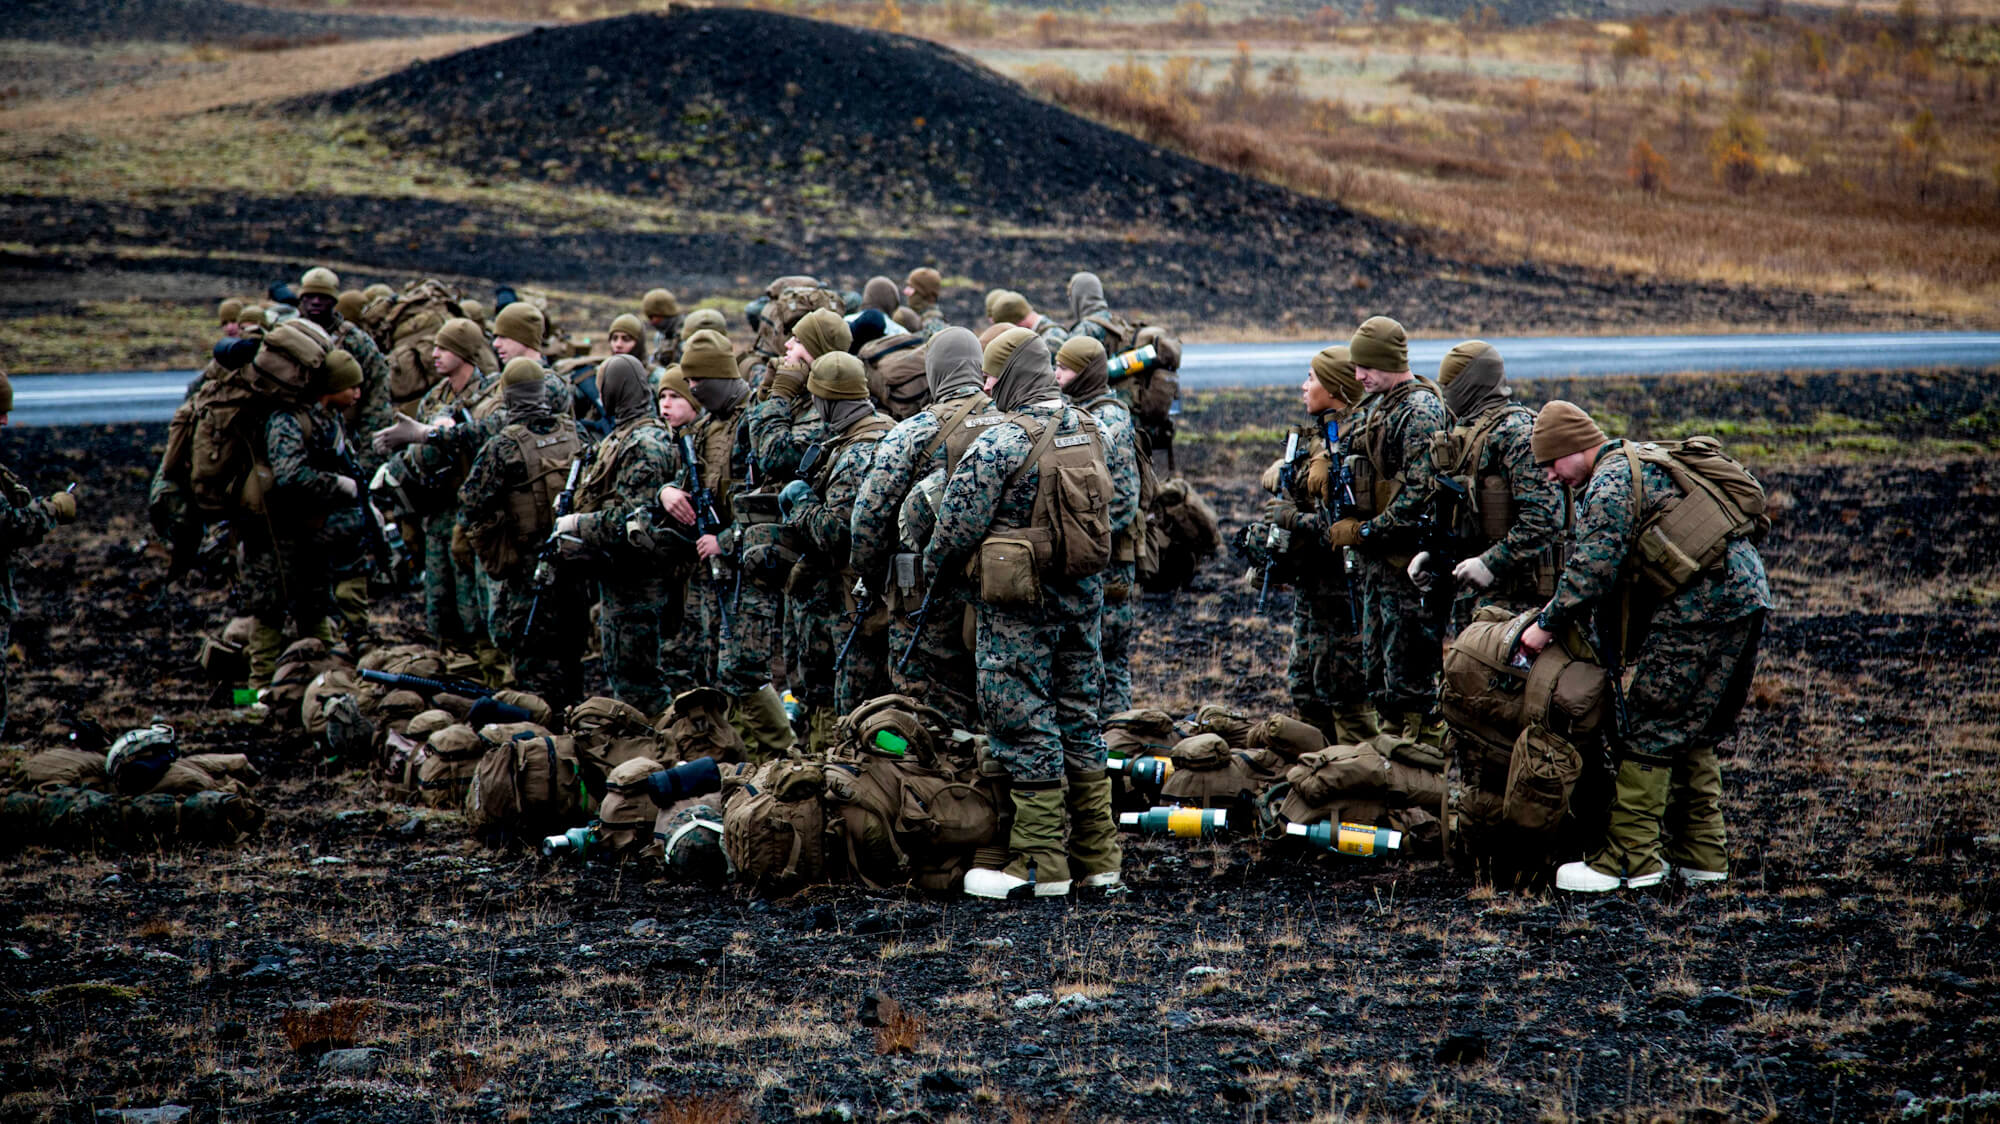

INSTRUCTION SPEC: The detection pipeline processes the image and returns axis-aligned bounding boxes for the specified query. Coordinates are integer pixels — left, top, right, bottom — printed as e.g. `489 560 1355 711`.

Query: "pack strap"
812 415 893 491
919 393 987 467
659 816 725 852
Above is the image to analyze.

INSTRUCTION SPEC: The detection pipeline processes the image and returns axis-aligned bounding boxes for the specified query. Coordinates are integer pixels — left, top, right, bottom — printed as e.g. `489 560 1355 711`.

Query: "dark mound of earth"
4 0 515 46
305 8 1355 236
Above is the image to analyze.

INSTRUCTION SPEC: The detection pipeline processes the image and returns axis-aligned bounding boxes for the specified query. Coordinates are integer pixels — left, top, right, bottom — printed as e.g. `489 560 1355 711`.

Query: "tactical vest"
697 405 744 524
919 392 992 469
1619 439 1768 596
810 415 894 496
472 419 579 577
574 417 665 514
1347 376 1447 518
942 403 1010 474
1432 404 1534 547
1078 391 1154 566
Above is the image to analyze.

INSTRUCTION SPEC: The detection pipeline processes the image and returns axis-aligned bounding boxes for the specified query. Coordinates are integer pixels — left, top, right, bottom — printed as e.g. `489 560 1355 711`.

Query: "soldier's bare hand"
696 534 722 559
657 485 696 524
1518 623 1553 658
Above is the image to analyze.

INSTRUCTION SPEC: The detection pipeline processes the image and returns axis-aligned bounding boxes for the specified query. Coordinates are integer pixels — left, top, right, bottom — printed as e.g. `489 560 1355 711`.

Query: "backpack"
1622 438 1770 596
1438 609 1609 754
1247 714 1329 761
410 724 486 808
824 697 997 891
1127 324 1183 461
159 322 331 519
465 420 579 579
974 409 1112 604
1157 734 1285 815
595 756 668 859
1102 709 1177 760
1430 404 1536 547
465 723 583 843
859 334 932 421
654 687 747 765
755 283 843 357
19 748 110 791
368 279 466 413
566 696 671 811
1140 477 1221 592
722 757 833 895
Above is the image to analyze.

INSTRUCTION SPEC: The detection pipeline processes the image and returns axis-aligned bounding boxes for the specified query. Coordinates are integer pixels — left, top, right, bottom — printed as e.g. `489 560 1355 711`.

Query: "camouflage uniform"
0 464 58 734
242 406 351 656
1286 429 1372 742
745 383 826 709
458 413 585 705
290 404 376 649
686 403 752 697
403 372 499 656
1446 404 1566 619
575 415 685 716
321 316 394 475
849 386 993 729
788 411 892 714
924 402 1108 783
1073 390 1142 720
1341 378 1451 724
1540 440 1772 878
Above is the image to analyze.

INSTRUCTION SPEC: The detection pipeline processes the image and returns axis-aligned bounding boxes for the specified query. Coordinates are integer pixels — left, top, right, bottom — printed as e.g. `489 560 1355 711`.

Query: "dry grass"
278 998 378 1054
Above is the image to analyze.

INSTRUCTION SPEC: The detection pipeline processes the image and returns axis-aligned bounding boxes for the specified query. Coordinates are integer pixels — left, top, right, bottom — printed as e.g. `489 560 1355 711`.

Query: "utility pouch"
1502 724 1582 833
1637 523 1702 593
1344 454 1377 518
976 534 1042 609
1477 473 1515 542
734 491 781 525
893 552 918 595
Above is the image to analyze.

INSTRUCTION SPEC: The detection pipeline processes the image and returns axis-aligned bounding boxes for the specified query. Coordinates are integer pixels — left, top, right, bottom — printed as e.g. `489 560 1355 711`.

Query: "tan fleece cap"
642 288 679 318
982 326 1038 379
1310 345 1362 404
218 298 244 325
1439 340 1496 386
322 348 363 392
501 356 544 387
1056 335 1106 374
681 308 728 340
905 268 942 303
1349 315 1409 374
609 313 648 344
990 290 1031 324
792 309 851 360
1531 400 1607 464
299 267 340 298
433 317 487 367
679 329 737 381
807 352 870 400
494 302 545 351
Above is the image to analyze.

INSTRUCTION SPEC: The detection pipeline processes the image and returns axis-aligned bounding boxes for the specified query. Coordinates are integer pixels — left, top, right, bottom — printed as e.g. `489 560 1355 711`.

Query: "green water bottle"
541 825 599 858
1119 807 1227 838
1285 821 1402 857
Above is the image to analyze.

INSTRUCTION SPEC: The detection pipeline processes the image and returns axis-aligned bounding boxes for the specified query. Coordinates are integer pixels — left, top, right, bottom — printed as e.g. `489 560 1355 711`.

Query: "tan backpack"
19 749 110 791
466 419 579 579
859 334 932 421
1438 609 1608 755
1158 735 1285 811
161 322 330 518
1103 709 1177 760
567 696 671 811
593 756 667 858
1622 438 1770 597
466 723 582 843
1141 477 1221 592
973 409 1112 605
367 279 466 413
823 696 998 891
655 687 746 765
411 725 486 808
722 757 832 895
1247 715 1329 762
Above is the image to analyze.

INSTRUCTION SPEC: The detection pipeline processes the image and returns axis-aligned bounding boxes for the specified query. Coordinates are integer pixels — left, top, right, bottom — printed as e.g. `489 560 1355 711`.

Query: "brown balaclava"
904 268 942 310
925 327 984 400
1439 340 1508 418
808 352 874 433
792 309 851 360
1530 400 1607 464
862 276 900 316
1067 271 1107 327
598 354 655 427
1310 345 1363 407
501 357 551 425
1056 336 1109 402
989 329 1057 412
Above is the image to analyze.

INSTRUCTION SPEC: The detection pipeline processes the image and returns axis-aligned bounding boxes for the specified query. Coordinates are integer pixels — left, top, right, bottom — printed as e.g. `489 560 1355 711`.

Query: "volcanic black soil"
4 0 519 47
0 7 1880 340
1 370 1996 1123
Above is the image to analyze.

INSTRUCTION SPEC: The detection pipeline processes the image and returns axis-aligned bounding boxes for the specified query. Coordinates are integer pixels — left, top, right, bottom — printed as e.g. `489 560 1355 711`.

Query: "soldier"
309 351 379 655
1406 342 1566 623
217 298 246 340
567 312 649 438
553 354 684 716
902 267 946 339
992 290 1070 350
646 364 713 697
860 276 901 318
253 345 360 670
848 327 995 728
1518 402 1771 891
926 327 1122 899
1260 346 1377 744
457 358 584 705
460 298 489 335
1064 271 1130 353
643 289 683 369
234 319 334 696
665 330 794 753
779 351 894 717
335 290 367 325
1054 337 1140 719
747 308 846 740
0 365 79 735
387 317 499 668
1323 316 1452 744
296 267 395 474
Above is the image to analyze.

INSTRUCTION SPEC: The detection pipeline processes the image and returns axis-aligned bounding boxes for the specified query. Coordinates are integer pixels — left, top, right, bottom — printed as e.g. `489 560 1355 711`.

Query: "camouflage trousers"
238 525 330 638
421 511 486 652
975 589 1108 784
1288 588 1367 734
600 572 681 717
0 614 11 737
716 575 780 698
1098 560 1136 721
1357 552 1442 718
887 583 980 732
485 570 585 707
1622 610 1766 759
836 611 890 717
787 581 840 710
331 575 370 652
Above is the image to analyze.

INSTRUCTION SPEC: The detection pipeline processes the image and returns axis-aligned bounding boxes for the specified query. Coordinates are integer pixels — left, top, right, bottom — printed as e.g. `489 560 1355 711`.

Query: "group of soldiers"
0 261 1776 900
1241 318 1771 893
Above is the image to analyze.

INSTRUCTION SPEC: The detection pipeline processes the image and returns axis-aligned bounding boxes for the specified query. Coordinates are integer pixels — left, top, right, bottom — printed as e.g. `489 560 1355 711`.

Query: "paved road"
10 332 1999 427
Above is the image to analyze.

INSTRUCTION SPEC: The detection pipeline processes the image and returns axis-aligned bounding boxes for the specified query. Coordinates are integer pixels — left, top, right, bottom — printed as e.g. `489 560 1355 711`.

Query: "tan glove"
44 491 77 525
1326 519 1364 548
765 360 808 402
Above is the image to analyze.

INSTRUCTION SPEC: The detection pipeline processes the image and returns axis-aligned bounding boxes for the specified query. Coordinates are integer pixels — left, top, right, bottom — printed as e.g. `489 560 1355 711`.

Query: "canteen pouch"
1502 724 1582 834
975 533 1042 609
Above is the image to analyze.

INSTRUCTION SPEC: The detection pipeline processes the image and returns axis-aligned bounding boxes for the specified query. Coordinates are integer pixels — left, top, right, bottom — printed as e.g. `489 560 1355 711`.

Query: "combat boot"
1663 744 1729 882
963 782 1071 899
1064 770 1124 890
1329 704 1382 746
733 684 797 763
1557 755 1672 891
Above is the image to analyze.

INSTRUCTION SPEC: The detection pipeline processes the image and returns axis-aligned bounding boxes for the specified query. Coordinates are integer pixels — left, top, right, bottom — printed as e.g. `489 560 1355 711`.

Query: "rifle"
895 586 936 675
837 577 874 667
678 433 733 641
1413 474 1468 626
525 448 590 638
1323 417 1363 630
1257 430 1304 613
359 668 497 699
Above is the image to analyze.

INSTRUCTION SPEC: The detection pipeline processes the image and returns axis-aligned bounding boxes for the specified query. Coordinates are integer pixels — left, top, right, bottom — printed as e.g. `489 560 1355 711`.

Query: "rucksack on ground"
410 724 486 808
722 757 832 895
822 696 998 892
567 696 670 811
465 722 583 844
655 687 745 764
